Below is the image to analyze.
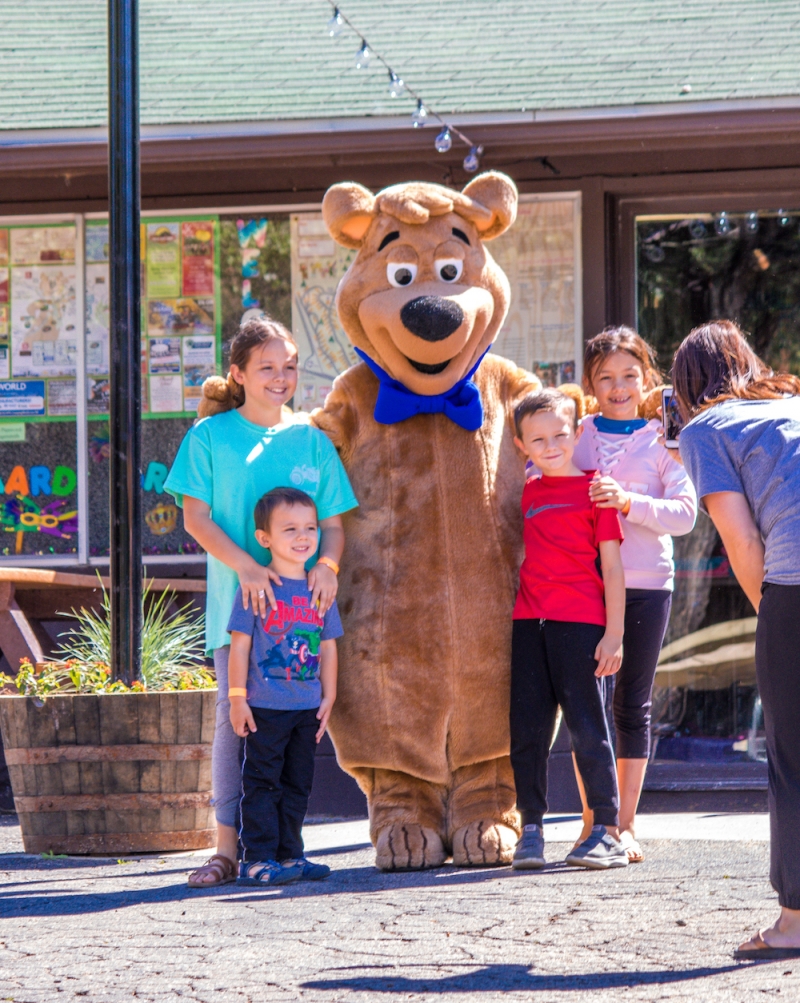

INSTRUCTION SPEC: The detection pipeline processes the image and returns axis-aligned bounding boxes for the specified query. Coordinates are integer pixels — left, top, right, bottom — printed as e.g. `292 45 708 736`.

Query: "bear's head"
322 172 518 397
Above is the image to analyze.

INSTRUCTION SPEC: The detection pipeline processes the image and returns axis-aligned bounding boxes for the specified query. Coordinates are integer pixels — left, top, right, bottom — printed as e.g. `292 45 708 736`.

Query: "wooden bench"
0 568 206 671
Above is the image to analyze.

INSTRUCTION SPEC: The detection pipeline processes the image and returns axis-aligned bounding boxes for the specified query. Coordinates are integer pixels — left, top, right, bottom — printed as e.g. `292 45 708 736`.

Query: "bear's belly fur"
326 356 531 786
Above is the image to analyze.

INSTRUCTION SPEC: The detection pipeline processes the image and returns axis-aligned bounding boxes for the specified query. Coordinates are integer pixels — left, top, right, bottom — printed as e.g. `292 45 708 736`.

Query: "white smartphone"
661 386 682 448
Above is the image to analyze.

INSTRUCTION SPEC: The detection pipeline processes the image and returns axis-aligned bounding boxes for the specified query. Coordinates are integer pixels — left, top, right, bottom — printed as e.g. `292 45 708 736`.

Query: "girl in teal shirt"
165 317 357 887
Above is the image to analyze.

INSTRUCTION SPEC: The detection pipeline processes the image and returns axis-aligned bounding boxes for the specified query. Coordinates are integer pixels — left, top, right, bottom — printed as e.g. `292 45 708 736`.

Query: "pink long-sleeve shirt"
572 415 697 591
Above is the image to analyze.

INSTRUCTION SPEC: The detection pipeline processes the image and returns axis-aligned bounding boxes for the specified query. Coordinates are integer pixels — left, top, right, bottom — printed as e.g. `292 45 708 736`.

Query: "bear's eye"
436 258 463 283
387 262 417 288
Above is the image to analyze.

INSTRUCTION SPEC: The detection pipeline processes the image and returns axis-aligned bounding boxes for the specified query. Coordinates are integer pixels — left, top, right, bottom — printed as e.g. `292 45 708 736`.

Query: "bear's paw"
451 820 517 867
375 824 447 871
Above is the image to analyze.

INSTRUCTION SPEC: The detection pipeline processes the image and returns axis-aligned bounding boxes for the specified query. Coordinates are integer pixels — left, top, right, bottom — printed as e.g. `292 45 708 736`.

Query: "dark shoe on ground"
285 857 331 880
237 859 303 886
512 824 546 870
565 825 629 869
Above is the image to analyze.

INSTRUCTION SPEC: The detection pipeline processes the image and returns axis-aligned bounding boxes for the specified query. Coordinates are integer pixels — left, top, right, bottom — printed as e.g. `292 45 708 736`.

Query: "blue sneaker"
512 824 546 870
284 857 331 881
565 825 629 869
237 859 303 886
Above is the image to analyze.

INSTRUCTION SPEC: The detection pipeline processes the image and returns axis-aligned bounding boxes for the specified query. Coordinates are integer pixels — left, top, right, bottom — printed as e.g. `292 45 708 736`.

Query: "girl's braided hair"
198 316 297 419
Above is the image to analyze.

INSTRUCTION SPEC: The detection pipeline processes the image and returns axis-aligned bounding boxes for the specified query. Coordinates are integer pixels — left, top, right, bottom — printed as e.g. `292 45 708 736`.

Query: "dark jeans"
239 706 318 864
613 589 672 759
511 618 619 829
756 584 800 910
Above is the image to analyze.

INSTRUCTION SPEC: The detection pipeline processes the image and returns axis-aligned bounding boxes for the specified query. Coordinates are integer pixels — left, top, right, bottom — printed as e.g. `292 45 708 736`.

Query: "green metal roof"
2 0 800 131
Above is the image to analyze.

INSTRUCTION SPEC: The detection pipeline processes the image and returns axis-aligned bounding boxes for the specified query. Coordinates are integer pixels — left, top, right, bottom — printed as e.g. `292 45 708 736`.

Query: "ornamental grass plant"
0 582 214 697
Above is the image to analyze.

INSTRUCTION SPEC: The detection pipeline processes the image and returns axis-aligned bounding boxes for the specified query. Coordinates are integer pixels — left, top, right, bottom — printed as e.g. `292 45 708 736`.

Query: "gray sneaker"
512 824 546 870
565 825 629 869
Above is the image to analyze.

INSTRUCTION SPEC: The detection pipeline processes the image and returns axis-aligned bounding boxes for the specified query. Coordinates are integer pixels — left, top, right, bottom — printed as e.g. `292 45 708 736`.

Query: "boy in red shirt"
510 389 628 870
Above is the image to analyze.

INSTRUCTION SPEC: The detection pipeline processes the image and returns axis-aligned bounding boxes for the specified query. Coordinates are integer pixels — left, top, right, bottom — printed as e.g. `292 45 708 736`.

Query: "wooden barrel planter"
0 690 216 855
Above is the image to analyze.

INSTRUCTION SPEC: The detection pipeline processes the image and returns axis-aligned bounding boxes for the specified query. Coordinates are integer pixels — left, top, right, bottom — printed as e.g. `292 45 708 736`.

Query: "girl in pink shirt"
572 327 697 862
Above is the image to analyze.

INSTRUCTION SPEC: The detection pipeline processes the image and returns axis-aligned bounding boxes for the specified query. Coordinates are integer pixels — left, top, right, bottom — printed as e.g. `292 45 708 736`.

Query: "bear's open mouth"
406 357 452 375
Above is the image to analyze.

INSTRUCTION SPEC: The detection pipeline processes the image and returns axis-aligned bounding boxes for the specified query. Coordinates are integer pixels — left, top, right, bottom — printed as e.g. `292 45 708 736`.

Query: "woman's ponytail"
196 316 297 420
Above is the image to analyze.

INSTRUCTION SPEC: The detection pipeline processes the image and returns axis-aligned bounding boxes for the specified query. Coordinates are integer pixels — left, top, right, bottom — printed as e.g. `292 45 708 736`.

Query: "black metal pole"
108 0 142 685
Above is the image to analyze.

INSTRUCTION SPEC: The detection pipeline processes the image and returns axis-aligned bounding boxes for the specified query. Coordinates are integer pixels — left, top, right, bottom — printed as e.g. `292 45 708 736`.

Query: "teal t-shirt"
164 409 358 653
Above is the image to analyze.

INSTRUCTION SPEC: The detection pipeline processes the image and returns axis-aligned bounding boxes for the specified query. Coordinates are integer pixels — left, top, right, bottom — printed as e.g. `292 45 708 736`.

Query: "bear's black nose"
400 296 464 342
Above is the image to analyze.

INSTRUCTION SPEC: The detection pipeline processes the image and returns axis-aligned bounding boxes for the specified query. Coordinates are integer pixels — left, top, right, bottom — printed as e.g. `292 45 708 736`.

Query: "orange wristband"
228 688 248 698
317 556 340 576
621 498 632 516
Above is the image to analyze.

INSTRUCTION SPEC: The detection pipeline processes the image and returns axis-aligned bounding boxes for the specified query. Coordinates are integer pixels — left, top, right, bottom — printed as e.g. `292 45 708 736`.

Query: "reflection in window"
633 210 797 768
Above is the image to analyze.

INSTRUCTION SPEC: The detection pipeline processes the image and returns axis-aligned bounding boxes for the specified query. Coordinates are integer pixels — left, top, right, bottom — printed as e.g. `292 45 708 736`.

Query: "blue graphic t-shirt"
226 578 343 710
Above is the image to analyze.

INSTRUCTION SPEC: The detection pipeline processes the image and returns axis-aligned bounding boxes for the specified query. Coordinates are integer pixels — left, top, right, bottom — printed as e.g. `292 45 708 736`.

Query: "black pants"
239 706 318 864
511 619 619 829
612 589 672 759
756 584 800 910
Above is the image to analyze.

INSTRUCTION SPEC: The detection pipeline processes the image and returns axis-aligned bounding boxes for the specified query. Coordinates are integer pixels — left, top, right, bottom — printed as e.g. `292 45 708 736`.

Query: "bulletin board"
85 216 223 419
0 221 79 423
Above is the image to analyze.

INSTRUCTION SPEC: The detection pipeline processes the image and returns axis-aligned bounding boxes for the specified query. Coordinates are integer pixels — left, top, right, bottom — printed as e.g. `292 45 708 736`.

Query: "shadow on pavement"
300 962 742 993
0 859 587 916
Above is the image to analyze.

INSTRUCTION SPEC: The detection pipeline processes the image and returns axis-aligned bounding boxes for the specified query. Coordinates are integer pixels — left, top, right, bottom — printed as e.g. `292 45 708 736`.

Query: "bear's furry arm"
310 365 369 463
487 355 542 425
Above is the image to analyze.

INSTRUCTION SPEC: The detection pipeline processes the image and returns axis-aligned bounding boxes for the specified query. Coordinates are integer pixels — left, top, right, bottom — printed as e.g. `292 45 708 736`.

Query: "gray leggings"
212 646 243 828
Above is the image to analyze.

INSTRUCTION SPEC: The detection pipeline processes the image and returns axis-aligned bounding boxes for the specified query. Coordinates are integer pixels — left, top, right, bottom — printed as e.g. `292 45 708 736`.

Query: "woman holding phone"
673 320 800 959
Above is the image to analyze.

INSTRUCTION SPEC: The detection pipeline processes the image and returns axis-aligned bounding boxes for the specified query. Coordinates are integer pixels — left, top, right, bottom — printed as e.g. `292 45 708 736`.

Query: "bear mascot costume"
311 172 543 870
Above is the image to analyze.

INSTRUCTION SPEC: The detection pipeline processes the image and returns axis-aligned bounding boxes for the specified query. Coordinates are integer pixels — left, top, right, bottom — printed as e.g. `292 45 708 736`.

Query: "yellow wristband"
228 688 248 698
317 556 340 576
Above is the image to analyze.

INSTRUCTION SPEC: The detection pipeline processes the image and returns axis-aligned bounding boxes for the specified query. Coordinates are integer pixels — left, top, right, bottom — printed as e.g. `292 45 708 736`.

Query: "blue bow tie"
353 348 488 431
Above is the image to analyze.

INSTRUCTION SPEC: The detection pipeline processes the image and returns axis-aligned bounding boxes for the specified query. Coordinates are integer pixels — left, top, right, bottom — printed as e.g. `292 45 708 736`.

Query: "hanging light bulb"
435 127 452 153
387 71 406 98
354 41 371 69
744 211 759 234
327 7 344 37
714 212 732 236
411 99 428 127
463 145 483 173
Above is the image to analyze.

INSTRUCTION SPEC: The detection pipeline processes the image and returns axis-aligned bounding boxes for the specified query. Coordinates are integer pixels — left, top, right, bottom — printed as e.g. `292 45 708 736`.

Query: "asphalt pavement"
0 812 795 1003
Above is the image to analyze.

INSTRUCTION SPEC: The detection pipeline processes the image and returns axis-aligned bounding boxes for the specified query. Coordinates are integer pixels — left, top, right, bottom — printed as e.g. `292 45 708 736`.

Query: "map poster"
10 265 78 377
290 213 358 412
490 197 580 386
146 223 181 298
85 223 109 263
181 222 215 296
85 262 110 374
10 226 76 266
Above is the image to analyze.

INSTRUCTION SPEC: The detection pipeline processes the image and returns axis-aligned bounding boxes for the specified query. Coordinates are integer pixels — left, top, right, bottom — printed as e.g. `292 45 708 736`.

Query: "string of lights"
326 2 484 173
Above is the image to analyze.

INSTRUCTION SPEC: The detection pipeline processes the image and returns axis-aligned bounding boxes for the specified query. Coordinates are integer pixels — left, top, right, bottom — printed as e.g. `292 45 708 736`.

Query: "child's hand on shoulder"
594 632 622 677
315 695 335 743
230 697 257 738
589 473 629 511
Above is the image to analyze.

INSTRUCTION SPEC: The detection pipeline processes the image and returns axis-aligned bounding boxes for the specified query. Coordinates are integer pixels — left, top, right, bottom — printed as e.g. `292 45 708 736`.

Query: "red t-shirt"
513 471 624 626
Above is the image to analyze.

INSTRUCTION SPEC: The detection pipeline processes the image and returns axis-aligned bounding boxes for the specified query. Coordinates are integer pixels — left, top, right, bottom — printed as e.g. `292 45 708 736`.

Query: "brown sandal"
187 854 237 888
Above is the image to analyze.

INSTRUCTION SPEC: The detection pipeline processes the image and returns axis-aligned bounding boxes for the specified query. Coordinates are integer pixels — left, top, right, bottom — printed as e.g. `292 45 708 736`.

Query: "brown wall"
3 103 800 342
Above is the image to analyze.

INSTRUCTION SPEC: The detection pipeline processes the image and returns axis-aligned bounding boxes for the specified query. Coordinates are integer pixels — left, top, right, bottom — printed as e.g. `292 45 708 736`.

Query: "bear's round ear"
459 172 518 240
322 182 377 248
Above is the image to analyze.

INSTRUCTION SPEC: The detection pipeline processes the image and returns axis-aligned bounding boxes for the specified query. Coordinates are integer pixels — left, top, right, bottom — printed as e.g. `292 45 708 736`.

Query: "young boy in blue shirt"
227 487 342 886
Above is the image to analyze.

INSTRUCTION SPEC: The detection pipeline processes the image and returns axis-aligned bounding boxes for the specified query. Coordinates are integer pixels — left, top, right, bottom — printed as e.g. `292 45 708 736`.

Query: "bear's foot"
451 820 517 867
375 824 447 871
